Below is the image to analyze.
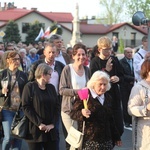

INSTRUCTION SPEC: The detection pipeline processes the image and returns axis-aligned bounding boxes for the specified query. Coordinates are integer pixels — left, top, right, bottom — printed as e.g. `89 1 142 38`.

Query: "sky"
0 0 101 18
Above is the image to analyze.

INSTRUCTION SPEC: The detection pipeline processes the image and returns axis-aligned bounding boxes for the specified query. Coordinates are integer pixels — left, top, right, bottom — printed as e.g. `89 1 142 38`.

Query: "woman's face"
72 48 86 65
93 78 108 95
43 71 52 84
7 54 21 69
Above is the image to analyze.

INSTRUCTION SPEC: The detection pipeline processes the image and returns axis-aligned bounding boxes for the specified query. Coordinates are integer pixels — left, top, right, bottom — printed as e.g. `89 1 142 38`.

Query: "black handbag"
11 82 35 139
11 109 29 138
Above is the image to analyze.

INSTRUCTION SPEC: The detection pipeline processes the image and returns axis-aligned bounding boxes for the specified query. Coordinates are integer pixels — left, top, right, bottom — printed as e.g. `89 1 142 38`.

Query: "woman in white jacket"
128 58 150 150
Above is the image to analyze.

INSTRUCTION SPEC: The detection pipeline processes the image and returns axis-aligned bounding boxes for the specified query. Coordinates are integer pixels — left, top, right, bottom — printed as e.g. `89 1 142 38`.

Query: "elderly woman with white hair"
70 71 122 150
28 48 39 64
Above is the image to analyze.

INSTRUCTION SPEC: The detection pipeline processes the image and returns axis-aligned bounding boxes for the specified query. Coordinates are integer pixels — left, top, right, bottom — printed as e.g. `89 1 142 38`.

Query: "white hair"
87 71 111 91
19 48 27 55
29 48 37 54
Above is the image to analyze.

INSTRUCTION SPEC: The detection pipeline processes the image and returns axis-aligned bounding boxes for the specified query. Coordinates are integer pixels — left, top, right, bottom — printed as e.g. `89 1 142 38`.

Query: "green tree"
119 38 124 53
50 23 63 35
25 21 44 45
3 20 21 43
99 0 126 24
126 0 150 19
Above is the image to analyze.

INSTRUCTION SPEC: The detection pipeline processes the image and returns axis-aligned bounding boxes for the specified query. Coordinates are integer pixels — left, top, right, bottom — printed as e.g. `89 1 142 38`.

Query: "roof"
0 8 148 35
80 22 148 35
41 12 73 23
0 8 32 21
0 8 73 25
80 24 111 34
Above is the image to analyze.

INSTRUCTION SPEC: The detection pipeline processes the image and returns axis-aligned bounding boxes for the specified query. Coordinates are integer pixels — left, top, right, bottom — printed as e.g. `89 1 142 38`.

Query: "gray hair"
49 34 62 43
87 71 111 91
35 63 53 79
19 48 27 55
29 48 37 54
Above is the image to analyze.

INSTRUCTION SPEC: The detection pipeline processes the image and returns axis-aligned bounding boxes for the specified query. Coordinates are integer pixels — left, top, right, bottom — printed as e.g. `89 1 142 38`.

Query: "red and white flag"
43 26 50 38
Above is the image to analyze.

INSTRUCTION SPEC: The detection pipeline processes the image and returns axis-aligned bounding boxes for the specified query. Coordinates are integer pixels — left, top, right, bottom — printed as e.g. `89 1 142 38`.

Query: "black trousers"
120 85 132 125
27 141 57 150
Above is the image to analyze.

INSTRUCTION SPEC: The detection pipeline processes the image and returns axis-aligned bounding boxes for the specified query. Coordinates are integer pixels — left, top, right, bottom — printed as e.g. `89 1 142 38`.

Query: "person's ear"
98 48 101 52
6 58 9 64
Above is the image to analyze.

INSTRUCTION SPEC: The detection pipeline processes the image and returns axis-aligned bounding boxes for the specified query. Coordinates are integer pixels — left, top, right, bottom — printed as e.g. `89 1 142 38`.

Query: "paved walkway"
0 53 130 150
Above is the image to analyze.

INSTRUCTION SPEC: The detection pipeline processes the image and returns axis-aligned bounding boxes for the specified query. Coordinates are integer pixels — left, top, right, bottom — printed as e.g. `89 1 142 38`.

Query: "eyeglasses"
12 58 20 61
101 48 112 51
47 73 51 76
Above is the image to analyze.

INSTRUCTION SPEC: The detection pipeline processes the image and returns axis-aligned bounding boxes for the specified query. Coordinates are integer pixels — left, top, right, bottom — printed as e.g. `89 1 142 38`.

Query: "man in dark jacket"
49 34 70 65
28 43 64 84
120 47 135 127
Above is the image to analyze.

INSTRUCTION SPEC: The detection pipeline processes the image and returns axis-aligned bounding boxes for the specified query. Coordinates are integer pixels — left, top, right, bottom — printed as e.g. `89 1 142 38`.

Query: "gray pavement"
0 53 131 150
114 127 132 150
0 122 132 150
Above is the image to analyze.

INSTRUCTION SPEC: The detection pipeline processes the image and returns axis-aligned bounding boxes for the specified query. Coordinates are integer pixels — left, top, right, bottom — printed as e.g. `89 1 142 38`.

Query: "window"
22 23 30 33
22 23 45 33
131 33 136 46
112 32 118 38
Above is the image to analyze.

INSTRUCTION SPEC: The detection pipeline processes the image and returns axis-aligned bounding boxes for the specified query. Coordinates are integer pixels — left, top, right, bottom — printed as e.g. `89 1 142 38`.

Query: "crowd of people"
0 34 149 150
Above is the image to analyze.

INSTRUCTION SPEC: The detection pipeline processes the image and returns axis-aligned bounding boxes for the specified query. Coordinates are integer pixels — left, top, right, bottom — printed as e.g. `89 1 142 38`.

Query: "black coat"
90 56 124 109
28 59 65 82
0 69 28 107
22 81 60 142
89 56 124 135
70 92 121 147
119 57 135 87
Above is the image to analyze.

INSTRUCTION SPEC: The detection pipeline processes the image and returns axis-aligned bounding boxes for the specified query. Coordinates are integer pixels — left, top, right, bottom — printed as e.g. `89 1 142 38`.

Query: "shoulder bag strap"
81 95 89 134
137 52 144 59
17 81 35 112
82 121 85 134
134 117 138 150
144 88 148 105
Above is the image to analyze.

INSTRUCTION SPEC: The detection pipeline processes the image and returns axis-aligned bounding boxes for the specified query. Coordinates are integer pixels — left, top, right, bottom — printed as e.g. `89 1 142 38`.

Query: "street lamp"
132 11 150 51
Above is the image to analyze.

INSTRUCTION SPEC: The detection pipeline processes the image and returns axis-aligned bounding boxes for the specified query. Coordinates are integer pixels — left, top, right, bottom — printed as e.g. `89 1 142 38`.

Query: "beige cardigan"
59 64 90 115
128 80 150 150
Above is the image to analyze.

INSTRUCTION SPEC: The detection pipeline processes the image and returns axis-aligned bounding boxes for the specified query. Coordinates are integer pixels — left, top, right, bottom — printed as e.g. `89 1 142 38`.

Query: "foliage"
3 20 21 43
126 0 150 19
25 21 44 45
50 22 63 35
118 38 124 53
99 0 126 24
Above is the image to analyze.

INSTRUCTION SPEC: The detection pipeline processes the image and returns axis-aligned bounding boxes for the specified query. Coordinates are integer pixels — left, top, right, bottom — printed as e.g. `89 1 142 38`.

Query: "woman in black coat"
0 51 28 150
70 71 122 149
22 63 60 150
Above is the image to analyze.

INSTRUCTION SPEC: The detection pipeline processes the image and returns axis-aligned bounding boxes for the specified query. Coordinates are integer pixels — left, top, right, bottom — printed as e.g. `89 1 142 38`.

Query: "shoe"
125 123 132 128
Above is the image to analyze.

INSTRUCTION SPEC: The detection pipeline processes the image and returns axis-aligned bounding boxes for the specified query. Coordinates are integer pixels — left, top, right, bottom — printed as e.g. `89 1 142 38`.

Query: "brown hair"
72 43 87 56
141 59 150 79
142 35 148 42
6 51 20 59
35 63 53 79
